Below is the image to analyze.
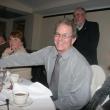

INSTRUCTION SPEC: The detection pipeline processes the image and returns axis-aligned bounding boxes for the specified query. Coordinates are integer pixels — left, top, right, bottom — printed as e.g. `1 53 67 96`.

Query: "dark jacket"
73 20 99 65
0 42 8 58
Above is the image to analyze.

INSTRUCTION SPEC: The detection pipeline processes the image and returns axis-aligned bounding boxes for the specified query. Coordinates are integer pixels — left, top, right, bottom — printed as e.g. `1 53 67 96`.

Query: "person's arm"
0 46 51 68
2 47 14 57
0 52 32 67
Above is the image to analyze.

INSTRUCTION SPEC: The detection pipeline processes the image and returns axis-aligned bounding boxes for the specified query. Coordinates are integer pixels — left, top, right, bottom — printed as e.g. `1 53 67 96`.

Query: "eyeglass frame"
54 32 73 39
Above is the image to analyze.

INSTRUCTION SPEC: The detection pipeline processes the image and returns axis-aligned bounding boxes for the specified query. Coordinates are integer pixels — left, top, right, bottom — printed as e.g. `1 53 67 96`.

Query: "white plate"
10 98 33 107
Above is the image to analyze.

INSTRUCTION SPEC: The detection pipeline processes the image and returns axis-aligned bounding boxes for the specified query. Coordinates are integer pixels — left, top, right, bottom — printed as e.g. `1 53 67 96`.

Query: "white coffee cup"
13 91 29 105
10 74 19 83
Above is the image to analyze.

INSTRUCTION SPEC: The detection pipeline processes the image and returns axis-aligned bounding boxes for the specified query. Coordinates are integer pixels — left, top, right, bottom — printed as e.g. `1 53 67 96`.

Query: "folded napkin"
13 82 52 99
28 82 52 99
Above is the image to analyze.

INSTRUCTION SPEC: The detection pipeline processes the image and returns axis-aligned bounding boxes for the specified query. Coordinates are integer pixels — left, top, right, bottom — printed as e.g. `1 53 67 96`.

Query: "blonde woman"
2 31 31 80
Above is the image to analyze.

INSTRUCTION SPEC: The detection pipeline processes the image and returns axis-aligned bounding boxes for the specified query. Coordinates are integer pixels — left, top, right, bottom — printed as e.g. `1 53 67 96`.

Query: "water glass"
0 81 2 92
0 67 7 92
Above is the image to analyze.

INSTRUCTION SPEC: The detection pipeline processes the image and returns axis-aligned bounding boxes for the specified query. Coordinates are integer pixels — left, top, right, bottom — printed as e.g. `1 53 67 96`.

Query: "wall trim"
43 7 110 18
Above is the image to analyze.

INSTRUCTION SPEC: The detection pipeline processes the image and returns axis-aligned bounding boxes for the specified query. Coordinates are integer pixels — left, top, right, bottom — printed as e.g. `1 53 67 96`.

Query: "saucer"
0 105 22 110
0 100 6 106
10 98 33 107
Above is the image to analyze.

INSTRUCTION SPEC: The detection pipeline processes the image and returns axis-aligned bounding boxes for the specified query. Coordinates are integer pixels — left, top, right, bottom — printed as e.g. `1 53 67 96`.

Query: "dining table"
0 78 56 110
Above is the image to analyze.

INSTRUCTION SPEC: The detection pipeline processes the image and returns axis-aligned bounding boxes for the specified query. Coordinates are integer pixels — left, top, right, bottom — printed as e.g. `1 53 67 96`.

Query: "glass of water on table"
0 67 7 92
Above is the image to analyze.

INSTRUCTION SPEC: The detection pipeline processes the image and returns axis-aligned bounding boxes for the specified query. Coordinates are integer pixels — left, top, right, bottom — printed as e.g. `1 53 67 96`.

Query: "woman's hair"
9 31 23 42
55 19 77 38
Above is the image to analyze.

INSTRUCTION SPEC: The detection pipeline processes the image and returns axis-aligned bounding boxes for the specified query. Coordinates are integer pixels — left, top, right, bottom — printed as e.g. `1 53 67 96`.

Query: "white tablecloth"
0 97 55 110
23 97 55 110
0 79 56 110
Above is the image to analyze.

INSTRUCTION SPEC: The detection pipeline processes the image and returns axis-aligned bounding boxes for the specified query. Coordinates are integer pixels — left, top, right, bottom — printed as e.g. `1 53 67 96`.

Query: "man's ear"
72 37 76 45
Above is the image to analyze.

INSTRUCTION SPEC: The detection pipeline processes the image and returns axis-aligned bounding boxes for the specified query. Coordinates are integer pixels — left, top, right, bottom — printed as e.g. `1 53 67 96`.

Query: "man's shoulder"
38 46 56 55
43 46 55 51
86 20 99 26
72 47 90 65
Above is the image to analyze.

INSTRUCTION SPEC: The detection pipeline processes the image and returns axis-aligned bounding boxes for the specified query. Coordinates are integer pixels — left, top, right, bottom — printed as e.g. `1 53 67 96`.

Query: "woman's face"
9 36 23 51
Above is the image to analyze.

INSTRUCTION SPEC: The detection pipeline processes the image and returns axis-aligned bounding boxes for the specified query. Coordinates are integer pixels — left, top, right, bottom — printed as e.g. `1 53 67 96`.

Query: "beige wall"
86 10 110 75
41 16 64 47
32 14 44 50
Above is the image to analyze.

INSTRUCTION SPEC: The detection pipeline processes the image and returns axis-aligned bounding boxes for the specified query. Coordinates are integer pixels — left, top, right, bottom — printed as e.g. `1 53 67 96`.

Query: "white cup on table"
13 91 29 105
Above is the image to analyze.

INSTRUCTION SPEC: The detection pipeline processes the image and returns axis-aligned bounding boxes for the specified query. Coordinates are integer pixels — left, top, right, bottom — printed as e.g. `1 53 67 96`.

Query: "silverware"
6 99 9 110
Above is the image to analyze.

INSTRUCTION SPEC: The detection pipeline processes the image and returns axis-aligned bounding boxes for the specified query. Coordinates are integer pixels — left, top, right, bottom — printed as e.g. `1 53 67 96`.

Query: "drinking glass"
0 67 7 92
0 81 2 92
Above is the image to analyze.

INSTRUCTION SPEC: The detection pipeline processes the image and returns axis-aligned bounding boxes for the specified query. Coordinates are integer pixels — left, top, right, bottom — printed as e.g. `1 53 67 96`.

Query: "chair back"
91 65 106 96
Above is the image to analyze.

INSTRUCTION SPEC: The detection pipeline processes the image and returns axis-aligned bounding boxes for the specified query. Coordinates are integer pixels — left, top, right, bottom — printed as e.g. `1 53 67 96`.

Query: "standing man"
73 7 100 65
0 19 92 110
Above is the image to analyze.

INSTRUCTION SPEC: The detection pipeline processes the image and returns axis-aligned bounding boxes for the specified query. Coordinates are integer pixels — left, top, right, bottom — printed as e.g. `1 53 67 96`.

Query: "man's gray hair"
55 19 77 38
74 7 86 13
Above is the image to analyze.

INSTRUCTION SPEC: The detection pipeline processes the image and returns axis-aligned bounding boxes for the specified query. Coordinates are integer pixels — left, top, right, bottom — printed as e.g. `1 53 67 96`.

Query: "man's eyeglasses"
54 33 73 39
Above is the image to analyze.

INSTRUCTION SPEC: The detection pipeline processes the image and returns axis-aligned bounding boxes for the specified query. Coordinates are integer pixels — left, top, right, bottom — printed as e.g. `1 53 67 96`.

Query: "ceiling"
0 0 110 19
0 5 25 19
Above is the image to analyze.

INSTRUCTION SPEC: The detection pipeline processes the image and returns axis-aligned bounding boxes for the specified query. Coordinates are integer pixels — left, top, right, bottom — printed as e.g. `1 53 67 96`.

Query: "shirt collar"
60 47 73 60
77 22 84 30
52 46 74 60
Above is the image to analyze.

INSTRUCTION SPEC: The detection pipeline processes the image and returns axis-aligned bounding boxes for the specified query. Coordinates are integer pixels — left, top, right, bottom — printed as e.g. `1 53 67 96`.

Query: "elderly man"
73 7 99 65
0 19 92 110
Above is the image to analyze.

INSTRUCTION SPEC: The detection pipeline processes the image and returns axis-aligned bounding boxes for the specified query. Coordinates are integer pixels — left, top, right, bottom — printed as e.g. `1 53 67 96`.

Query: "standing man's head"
73 7 86 27
0 33 6 45
54 19 76 54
